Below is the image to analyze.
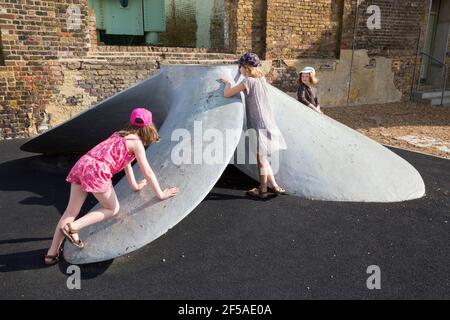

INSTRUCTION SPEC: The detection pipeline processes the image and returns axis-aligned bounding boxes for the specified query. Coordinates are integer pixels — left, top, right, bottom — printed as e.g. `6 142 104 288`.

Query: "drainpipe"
442 65 448 105
347 0 361 106
445 17 450 91
411 27 422 101
0 24 4 66
441 27 449 105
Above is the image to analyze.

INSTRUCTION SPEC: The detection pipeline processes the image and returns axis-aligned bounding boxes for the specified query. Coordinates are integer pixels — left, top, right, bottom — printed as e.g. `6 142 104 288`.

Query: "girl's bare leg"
260 158 283 191
267 174 278 189
69 187 120 237
260 174 268 192
46 183 87 259
258 155 270 193
260 156 281 190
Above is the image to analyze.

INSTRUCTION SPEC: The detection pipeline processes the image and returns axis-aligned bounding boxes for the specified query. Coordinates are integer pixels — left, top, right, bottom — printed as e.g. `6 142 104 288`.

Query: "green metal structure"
88 0 166 43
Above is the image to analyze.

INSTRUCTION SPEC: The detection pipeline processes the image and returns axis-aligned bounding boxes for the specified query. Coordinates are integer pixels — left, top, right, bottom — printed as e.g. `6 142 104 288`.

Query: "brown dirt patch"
323 101 450 159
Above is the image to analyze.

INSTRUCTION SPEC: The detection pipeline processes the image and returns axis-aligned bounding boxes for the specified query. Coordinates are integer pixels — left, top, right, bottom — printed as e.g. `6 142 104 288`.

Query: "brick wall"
0 0 444 139
0 0 237 139
249 0 266 58
265 0 345 59
0 1 91 60
41 56 159 131
0 0 92 139
265 0 429 59
264 0 431 100
353 0 426 56
340 0 358 50
353 0 429 98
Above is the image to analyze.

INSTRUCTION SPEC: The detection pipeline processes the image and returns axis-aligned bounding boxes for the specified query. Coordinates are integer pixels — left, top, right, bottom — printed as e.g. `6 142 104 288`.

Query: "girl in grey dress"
219 52 287 199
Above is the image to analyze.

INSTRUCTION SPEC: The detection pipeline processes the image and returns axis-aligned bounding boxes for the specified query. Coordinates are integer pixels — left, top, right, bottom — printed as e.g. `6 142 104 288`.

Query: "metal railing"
414 51 448 106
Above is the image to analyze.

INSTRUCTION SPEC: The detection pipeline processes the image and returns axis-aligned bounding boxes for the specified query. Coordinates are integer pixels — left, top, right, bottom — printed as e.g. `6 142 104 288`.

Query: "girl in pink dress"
44 108 179 265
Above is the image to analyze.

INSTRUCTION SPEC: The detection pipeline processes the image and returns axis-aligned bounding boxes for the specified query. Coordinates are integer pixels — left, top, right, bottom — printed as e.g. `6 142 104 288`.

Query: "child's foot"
44 246 63 266
61 223 84 249
267 184 286 194
246 187 271 199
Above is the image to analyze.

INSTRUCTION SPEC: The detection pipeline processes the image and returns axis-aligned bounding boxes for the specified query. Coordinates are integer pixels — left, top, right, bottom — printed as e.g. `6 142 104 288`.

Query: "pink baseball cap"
130 108 152 127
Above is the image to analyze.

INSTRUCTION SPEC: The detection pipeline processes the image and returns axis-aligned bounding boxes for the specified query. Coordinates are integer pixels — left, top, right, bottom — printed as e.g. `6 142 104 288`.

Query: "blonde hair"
241 64 264 78
119 123 160 147
299 72 319 85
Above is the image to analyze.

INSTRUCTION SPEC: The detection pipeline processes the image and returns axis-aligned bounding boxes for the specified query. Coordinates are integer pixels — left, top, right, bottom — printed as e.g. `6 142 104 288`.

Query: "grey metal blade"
63 65 244 264
233 84 425 202
21 69 171 154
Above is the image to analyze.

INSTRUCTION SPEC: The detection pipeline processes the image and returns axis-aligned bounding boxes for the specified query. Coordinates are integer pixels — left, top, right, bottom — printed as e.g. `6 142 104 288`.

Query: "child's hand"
158 187 179 200
317 106 324 114
134 179 147 192
218 77 231 84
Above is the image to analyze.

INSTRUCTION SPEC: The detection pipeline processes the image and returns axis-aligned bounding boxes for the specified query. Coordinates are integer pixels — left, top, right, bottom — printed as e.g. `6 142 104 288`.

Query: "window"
88 0 225 48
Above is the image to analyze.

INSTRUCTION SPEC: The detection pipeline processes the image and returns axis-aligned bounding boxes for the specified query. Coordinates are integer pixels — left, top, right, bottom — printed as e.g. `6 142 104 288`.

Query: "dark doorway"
421 0 450 86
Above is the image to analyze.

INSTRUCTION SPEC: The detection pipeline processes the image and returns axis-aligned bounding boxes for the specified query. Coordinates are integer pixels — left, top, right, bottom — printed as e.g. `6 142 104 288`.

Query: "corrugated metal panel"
143 0 166 32
104 0 144 35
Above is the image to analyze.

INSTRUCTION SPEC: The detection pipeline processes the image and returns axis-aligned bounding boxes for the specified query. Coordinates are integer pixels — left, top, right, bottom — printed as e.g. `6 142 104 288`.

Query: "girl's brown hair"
298 72 319 85
241 64 264 78
119 123 160 147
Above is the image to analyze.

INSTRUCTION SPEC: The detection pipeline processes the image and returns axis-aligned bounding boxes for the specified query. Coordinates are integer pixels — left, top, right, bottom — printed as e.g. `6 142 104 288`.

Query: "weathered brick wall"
266 60 298 92
352 0 429 98
0 0 444 139
1 0 90 60
0 0 237 139
340 0 358 50
264 0 431 101
231 0 266 57
353 0 426 56
0 0 92 139
265 0 344 59
41 56 160 132
249 0 266 58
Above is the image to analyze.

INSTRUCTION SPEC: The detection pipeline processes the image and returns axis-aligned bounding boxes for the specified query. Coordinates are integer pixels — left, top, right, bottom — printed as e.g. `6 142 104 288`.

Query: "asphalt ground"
0 138 448 300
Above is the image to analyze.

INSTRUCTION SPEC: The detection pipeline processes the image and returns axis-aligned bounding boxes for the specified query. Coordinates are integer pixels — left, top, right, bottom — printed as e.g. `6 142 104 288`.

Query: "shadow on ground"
0 143 259 277
0 139 449 299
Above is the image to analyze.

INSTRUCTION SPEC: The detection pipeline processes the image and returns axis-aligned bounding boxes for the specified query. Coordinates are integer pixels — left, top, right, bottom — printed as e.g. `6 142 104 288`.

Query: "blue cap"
237 52 261 67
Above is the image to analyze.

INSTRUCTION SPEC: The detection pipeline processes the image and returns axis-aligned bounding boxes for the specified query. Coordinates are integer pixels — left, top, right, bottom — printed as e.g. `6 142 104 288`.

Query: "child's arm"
298 85 322 114
124 163 147 192
219 78 246 97
297 85 313 108
315 92 323 114
132 141 179 200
